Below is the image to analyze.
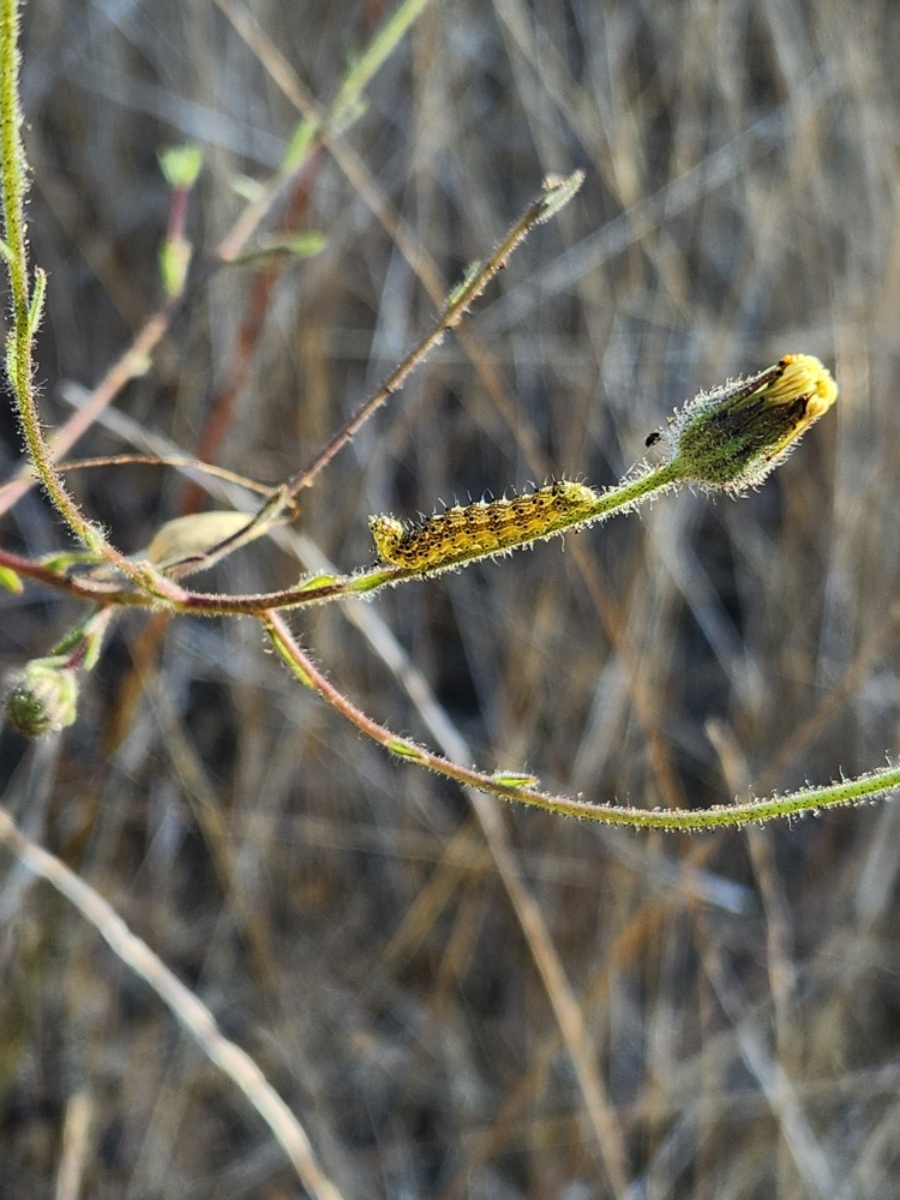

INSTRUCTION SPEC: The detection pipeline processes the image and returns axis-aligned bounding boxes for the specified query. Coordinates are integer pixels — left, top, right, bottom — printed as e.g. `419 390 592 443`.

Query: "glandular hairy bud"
664 354 838 493
5 656 79 737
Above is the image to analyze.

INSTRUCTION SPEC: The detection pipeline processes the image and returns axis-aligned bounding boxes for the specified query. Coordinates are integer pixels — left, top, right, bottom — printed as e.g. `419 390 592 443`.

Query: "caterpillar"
369 480 600 572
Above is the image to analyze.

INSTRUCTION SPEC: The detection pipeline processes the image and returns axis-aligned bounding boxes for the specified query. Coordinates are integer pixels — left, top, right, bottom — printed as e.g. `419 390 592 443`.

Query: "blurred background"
2 0 900 1196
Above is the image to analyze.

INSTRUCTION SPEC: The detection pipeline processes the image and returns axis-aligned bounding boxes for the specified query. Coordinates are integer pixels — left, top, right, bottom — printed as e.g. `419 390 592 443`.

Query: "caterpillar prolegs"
369 480 600 572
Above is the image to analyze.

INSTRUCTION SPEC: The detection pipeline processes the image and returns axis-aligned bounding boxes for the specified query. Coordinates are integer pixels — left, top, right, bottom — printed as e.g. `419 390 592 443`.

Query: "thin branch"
281 171 585 502
263 612 900 830
0 806 345 1200
0 308 174 518
0 0 443 529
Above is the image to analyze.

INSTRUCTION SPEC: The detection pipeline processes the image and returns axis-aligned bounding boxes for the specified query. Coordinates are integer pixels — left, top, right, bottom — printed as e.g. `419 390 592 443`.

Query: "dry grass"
2 0 900 1196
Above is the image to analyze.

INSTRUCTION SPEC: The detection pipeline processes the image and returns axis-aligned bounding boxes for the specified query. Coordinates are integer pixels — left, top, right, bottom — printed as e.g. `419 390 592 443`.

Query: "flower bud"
664 354 837 493
5 656 79 737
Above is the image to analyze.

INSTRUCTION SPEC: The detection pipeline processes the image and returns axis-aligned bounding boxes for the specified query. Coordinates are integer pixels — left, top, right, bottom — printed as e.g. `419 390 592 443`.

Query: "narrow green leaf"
298 573 339 592
387 739 427 761
446 260 483 308
492 771 540 788
0 565 23 593
257 232 326 258
349 569 396 594
27 266 46 334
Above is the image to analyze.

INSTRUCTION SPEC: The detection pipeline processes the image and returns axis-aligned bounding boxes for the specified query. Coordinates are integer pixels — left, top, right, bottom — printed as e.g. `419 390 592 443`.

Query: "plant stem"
265 611 900 830
0 457 681 615
0 0 184 601
282 172 584 503
328 0 436 135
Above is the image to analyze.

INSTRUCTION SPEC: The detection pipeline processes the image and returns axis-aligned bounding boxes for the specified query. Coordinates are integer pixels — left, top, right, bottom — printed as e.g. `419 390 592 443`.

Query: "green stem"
328 0 436 134
0 457 680 617
0 0 87 537
180 462 683 610
1 0 30 355
586 460 683 519
0 0 183 601
264 611 900 830
283 171 584 502
366 459 683 578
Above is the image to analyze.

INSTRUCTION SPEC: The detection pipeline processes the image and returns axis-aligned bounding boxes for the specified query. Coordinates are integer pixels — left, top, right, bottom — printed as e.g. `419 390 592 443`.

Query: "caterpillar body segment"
369 480 599 572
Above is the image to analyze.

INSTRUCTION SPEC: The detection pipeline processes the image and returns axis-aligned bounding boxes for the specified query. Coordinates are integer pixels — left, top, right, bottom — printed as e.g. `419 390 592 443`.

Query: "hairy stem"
0 0 183 600
264 613 900 830
282 172 584 503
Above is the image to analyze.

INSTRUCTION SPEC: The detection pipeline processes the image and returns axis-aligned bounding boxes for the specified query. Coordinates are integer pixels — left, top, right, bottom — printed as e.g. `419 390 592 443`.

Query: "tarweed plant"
1 3 897 833
2 2 900 1195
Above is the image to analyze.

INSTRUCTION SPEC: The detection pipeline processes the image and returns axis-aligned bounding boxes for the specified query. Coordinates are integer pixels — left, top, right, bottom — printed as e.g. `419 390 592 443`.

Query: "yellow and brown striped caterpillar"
369 480 600 572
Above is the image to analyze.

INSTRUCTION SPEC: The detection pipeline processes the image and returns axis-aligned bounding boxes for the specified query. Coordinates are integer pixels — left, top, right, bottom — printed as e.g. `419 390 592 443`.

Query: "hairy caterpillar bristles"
368 355 838 574
369 480 600 572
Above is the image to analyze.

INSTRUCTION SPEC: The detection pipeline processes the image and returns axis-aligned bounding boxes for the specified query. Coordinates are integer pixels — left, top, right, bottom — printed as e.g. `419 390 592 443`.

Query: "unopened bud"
663 354 837 493
5 656 79 737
